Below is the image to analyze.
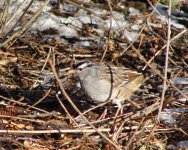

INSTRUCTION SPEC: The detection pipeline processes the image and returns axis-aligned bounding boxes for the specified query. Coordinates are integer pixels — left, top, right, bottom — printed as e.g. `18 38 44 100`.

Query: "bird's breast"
81 78 114 103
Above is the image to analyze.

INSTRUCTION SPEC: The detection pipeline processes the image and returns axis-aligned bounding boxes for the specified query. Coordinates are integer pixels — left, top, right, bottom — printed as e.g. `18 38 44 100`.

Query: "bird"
73 60 144 115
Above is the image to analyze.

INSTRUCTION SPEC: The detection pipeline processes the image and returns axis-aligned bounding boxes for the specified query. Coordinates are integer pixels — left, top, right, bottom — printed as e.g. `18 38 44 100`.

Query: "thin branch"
48 59 122 150
100 0 113 63
0 95 49 113
142 29 187 70
132 45 188 100
158 0 172 121
0 0 50 48
0 129 111 134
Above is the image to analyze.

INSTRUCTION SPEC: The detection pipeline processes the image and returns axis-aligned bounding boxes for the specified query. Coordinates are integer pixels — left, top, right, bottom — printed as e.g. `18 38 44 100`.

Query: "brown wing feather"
100 64 142 87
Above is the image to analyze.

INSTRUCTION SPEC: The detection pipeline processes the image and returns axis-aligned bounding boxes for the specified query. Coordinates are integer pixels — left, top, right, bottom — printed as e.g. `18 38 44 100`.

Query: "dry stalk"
158 0 172 121
132 45 188 100
106 100 160 128
0 128 111 134
0 114 44 123
19 111 60 118
27 88 51 110
4 0 34 38
100 0 113 63
112 121 126 142
126 118 147 149
115 23 147 61
0 95 48 113
0 0 50 48
75 101 109 120
142 29 187 70
48 59 122 150
0 0 9 35
55 93 97 145
5 0 31 27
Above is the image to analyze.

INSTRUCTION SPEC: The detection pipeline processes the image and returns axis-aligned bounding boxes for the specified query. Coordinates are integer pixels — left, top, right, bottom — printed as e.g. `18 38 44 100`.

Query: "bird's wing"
100 65 142 88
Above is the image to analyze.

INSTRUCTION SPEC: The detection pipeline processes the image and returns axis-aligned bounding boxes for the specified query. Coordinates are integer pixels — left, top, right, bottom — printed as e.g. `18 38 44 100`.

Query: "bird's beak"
66 68 76 75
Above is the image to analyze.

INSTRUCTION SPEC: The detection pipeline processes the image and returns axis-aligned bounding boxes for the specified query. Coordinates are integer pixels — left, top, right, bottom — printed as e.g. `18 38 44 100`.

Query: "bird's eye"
77 67 83 71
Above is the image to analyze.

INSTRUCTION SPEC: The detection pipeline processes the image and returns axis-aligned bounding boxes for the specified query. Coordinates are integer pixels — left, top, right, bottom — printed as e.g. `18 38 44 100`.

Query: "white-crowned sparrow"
73 60 144 111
